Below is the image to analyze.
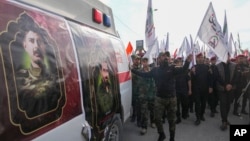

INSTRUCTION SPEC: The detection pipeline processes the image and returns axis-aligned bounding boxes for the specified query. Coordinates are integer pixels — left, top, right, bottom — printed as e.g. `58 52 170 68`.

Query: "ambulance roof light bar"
92 8 111 27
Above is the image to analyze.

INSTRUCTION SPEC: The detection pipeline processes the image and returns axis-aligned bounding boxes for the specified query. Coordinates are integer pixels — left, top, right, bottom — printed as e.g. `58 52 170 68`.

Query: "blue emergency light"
103 14 111 27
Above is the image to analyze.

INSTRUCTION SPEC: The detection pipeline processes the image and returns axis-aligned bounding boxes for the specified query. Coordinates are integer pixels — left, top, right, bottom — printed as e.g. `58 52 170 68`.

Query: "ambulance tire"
106 114 123 141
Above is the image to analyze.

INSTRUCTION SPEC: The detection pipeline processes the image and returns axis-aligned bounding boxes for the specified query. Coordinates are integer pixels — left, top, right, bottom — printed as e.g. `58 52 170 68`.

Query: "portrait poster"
69 22 121 139
0 1 81 140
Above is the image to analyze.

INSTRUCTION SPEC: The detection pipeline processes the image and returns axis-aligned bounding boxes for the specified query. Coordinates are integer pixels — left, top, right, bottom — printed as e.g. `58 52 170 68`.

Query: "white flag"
159 33 169 52
189 34 194 49
188 34 195 55
184 37 192 60
185 36 192 56
201 44 206 57
190 49 197 68
206 46 217 59
189 34 196 68
223 10 228 46
228 33 235 57
234 41 242 57
166 32 169 52
145 0 156 49
197 2 228 63
143 39 159 64
193 41 201 55
176 38 184 59
177 37 190 59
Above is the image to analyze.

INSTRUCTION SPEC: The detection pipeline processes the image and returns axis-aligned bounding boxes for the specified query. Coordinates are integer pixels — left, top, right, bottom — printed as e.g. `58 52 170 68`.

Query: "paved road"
121 104 249 141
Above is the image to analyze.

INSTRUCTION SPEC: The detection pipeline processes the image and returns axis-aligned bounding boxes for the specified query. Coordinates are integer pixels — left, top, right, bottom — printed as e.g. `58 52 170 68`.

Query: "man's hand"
129 64 132 70
225 84 233 91
209 87 213 94
186 54 193 62
242 88 247 93
191 66 196 74
188 90 192 95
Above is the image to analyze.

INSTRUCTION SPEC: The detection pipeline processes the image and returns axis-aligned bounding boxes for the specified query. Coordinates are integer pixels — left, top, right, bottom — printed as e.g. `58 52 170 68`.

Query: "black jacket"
214 62 239 92
131 61 190 98
191 64 213 91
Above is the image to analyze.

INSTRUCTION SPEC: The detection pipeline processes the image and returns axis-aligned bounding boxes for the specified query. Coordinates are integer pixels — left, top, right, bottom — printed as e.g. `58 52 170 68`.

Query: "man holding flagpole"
131 52 193 141
197 1 240 131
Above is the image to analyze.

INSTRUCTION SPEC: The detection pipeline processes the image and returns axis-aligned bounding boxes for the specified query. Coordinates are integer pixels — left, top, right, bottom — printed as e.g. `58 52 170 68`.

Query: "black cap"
142 57 148 61
131 54 140 60
165 51 170 57
158 51 170 57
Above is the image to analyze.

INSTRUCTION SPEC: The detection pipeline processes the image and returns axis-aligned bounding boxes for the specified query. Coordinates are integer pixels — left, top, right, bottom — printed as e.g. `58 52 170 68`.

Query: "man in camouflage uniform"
96 61 114 116
132 52 192 141
131 55 142 126
15 16 60 118
16 67 59 117
137 57 156 135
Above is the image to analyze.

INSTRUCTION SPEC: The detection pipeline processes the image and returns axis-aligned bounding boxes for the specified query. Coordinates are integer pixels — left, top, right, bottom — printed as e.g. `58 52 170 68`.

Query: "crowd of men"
130 51 250 141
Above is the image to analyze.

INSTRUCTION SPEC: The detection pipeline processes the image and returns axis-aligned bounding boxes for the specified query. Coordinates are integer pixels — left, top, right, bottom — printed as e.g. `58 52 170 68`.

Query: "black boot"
175 117 181 124
233 110 241 116
158 132 166 141
162 118 165 124
241 110 248 115
195 119 201 125
170 131 175 141
210 111 215 117
200 115 205 121
190 108 194 113
130 116 135 122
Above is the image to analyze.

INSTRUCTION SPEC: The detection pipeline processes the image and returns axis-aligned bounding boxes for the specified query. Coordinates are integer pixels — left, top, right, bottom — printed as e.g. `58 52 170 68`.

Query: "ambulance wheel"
106 115 122 141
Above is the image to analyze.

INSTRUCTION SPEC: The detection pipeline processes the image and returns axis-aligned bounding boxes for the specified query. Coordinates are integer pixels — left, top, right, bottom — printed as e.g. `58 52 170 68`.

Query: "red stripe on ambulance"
118 71 131 83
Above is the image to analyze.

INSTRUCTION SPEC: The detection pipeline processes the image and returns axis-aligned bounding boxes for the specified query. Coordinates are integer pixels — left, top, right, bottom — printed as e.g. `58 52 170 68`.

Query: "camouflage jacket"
131 64 141 100
137 67 156 100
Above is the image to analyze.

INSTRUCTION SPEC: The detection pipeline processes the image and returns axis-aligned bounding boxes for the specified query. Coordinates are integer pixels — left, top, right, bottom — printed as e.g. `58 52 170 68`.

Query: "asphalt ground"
121 103 249 141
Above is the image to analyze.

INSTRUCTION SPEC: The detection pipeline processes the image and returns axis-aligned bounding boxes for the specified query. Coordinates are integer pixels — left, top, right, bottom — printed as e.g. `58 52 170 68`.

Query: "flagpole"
237 33 241 49
237 80 250 104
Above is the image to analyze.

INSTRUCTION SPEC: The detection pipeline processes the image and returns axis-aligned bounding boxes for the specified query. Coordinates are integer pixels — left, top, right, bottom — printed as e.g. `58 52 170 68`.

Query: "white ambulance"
0 0 132 140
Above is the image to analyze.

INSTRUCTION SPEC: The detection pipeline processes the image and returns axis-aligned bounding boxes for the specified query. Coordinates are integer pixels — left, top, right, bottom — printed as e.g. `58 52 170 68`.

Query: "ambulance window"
68 21 121 135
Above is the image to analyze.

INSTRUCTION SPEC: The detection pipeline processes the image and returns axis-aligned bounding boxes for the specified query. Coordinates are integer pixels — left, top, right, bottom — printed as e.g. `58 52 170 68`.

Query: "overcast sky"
100 0 250 54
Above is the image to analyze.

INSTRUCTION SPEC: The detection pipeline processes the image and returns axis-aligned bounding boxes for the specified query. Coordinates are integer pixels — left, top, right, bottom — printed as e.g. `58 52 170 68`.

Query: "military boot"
195 118 201 125
140 128 147 135
175 117 181 124
170 131 175 141
158 132 166 141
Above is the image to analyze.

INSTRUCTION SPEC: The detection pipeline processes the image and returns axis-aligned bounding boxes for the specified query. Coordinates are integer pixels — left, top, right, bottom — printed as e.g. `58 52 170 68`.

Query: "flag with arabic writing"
145 0 156 49
197 2 228 63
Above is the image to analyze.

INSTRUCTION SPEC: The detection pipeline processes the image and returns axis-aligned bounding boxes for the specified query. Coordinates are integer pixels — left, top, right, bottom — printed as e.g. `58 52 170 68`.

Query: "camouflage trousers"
138 97 155 128
154 96 177 133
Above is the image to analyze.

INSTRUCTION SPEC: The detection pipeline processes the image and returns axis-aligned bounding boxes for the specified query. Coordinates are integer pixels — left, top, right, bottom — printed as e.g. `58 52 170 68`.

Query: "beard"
34 59 45 68
160 59 169 67
102 78 110 87
101 78 111 93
